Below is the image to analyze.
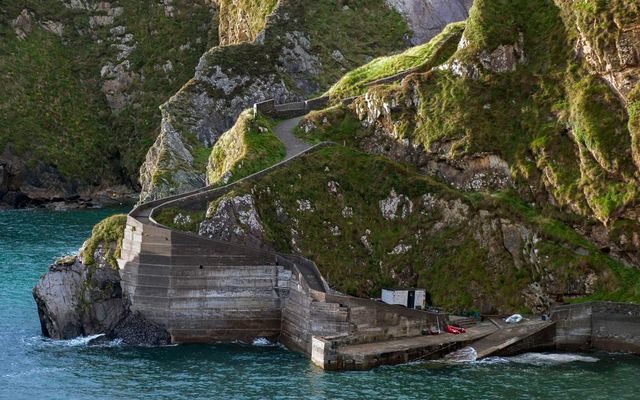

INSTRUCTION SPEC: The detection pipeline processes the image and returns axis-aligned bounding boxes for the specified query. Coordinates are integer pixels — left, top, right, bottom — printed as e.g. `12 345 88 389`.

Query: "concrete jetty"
470 320 556 359
323 322 497 370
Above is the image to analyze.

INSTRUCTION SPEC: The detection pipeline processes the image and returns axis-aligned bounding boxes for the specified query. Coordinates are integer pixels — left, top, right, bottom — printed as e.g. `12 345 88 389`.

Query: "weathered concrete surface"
552 302 640 353
326 322 496 370
471 320 556 359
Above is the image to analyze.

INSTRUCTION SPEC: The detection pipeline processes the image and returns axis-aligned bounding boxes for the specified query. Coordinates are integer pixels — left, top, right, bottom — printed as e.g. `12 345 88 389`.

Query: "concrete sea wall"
552 302 640 353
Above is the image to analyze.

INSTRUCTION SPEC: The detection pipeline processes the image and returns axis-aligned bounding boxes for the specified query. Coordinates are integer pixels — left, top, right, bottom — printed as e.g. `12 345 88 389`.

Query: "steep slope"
0 0 217 207
196 147 639 314
137 0 410 202
138 0 476 203
298 0 640 267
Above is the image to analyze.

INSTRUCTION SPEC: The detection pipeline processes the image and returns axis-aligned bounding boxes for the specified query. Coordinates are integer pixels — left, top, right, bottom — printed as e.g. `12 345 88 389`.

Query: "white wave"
444 346 478 363
252 337 274 347
26 333 107 348
481 353 599 366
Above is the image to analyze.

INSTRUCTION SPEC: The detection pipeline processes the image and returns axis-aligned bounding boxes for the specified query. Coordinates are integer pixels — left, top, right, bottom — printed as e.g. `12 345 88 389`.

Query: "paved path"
273 116 312 159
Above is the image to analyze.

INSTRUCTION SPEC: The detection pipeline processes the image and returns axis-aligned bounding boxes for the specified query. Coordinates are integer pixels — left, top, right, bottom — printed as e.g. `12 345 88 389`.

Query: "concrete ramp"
470 320 556 359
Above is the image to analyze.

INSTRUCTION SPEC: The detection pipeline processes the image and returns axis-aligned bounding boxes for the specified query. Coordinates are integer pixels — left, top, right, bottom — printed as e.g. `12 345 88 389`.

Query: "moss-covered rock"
299 0 640 265
207 110 285 186
217 0 278 45
195 147 638 313
0 0 217 206
80 214 127 268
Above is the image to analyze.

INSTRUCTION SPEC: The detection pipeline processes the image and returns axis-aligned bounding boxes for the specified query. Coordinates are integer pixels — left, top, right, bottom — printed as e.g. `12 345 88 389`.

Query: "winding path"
273 116 311 159
120 115 333 297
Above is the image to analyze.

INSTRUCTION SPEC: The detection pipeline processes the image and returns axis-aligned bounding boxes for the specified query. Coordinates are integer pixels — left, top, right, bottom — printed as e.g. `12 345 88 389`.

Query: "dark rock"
33 245 170 346
1 191 29 208
0 162 8 195
106 311 171 346
33 255 126 339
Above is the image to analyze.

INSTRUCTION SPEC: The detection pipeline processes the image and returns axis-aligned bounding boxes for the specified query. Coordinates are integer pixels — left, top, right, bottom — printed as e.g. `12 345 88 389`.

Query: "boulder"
33 246 170 345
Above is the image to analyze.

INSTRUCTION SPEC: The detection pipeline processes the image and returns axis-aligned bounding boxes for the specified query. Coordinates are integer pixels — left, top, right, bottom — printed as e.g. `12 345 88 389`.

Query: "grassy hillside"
207 111 285 186
0 1 216 187
202 147 639 312
326 22 465 99
299 0 640 227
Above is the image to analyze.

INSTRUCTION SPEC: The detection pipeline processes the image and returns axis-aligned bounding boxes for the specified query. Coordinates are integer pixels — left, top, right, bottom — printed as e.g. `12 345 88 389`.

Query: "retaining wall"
551 302 640 353
254 96 329 119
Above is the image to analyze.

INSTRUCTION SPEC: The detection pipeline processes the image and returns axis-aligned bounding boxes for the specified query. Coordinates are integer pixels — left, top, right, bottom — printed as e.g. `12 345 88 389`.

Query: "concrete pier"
322 323 497 370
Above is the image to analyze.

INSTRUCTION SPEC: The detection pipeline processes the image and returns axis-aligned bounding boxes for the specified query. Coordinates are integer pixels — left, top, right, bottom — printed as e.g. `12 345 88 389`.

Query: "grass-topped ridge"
326 22 465 99
207 110 285 186
81 214 127 268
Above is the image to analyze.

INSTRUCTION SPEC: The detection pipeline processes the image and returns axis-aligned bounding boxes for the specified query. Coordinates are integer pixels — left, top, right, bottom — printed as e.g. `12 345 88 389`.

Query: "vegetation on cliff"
207 111 285 186
199 147 639 312
81 214 127 268
139 0 412 202
0 1 216 192
298 0 640 266
217 0 278 45
326 22 465 99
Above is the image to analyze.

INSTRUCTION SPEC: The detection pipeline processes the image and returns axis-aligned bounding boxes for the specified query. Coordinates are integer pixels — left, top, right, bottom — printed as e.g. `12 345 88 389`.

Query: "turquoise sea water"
1 208 640 400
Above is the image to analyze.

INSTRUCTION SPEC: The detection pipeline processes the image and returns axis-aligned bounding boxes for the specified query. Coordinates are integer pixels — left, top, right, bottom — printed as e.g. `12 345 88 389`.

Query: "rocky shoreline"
33 245 169 346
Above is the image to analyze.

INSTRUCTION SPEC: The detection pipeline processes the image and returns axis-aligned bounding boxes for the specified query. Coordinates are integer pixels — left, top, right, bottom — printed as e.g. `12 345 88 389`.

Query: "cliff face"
0 0 218 207
137 0 479 203
197 147 633 314
385 0 473 45
32 215 170 345
217 0 278 45
137 0 412 202
300 0 640 268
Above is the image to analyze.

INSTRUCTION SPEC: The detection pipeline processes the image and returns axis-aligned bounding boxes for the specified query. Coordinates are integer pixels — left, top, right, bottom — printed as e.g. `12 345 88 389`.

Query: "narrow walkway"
273 116 312 159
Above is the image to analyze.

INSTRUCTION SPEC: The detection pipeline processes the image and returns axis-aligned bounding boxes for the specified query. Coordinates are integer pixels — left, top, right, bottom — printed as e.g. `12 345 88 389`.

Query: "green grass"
207 110 285 185
0 1 215 186
194 146 638 312
82 214 127 268
326 22 465 99
154 207 205 232
217 0 278 44
302 0 640 226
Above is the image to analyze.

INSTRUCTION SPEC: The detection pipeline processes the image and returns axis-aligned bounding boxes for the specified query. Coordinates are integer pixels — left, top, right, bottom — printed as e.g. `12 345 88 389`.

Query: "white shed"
381 288 426 309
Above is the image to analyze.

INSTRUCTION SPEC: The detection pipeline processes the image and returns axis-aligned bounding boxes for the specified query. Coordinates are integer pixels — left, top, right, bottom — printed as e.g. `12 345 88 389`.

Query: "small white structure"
381 288 426 309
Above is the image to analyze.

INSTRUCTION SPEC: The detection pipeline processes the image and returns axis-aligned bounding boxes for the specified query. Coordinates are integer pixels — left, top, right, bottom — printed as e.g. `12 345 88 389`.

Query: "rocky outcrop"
385 0 474 45
2 1 216 208
217 0 278 45
33 245 170 346
138 0 476 203
199 194 267 248
568 6 640 103
344 91 515 192
441 31 527 79
139 118 207 202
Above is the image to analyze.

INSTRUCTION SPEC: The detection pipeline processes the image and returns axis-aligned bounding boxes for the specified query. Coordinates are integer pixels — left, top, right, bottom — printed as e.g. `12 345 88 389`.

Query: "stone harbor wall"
552 302 640 353
119 217 285 343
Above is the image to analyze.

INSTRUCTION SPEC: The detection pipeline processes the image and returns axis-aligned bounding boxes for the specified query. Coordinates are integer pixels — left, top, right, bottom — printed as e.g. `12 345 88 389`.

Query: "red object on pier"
446 325 466 334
